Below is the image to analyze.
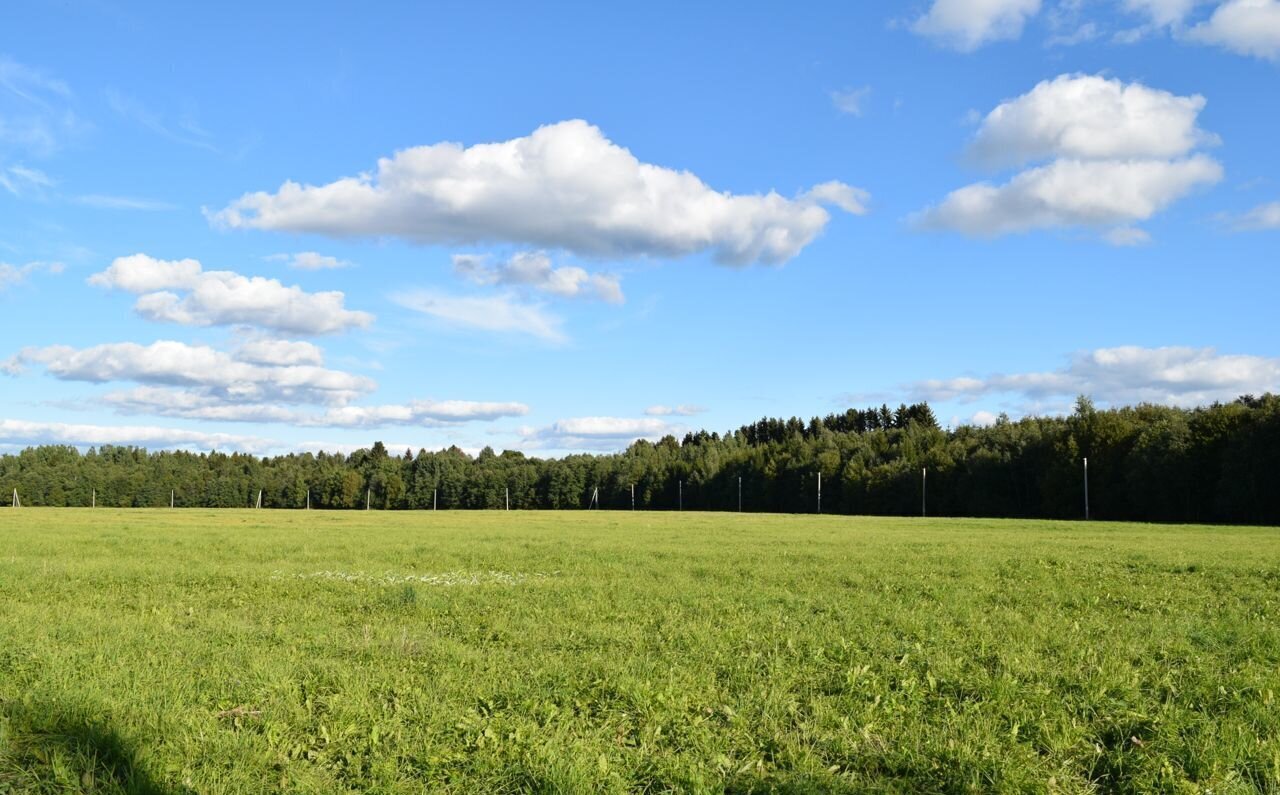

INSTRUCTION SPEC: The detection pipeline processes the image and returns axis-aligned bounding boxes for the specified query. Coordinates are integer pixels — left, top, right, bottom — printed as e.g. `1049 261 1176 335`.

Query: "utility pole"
922 468 927 517
817 472 822 514
1083 457 1090 520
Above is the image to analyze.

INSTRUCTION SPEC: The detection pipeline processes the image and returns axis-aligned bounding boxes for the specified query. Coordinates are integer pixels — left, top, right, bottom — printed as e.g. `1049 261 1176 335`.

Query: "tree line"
3 394 1278 524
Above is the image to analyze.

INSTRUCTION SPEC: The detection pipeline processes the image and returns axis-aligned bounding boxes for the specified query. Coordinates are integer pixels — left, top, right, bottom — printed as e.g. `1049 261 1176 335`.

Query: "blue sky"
2 0 1279 456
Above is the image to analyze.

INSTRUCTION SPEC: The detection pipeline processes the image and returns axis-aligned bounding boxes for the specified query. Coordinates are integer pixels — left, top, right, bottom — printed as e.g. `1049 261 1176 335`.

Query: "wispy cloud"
0 164 54 197
644 404 705 416
453 251 623 303
1227 200 1280 230
830 86 871 116
105 88 220 153
0 260 64 292
0 57 85 164
394 289 567 344
75 194 177 211
267 251 354 270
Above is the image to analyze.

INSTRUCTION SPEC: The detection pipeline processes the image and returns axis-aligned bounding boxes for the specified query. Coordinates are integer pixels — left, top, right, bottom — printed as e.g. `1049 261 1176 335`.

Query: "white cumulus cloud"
917 75 1222 242
917 156 1222 236
452 251 623 304
7 340 376 406
911 0 1043 51
89 253 372 335
210 120 865 266
1187 0 1280 59
967 74 1215 169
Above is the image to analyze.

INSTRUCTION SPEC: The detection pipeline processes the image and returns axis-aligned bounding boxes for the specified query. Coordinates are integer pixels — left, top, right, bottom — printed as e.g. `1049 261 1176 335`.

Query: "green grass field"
1 510 1278 794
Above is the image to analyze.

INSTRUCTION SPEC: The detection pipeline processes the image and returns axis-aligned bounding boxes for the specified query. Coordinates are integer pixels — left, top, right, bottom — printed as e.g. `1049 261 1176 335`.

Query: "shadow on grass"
0 699 179 795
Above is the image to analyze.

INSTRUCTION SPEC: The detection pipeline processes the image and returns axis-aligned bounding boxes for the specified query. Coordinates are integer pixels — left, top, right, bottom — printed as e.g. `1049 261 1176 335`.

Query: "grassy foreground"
0 511 1277 794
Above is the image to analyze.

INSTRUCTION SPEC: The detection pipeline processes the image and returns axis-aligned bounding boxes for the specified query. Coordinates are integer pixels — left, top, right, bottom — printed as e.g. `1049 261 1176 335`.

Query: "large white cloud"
210 120 865 266
911 0 1042 51
394 290 567 343
6 340 376 405
89 253 372 335
918 75 1222 241
452 251 623 304
1187 0 1280 59
911 346 1280 407
916 156 1222 236
967 74 1214 169
0 418 272 453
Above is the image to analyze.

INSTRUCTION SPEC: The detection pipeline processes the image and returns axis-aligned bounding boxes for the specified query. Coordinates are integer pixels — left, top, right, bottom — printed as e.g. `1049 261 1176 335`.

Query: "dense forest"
2 395 1278 524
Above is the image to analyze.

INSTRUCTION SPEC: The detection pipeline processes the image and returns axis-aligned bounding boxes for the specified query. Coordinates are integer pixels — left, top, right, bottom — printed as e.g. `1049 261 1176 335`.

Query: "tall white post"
257 489 263 510
92 489 95 509
678 480 682 511
306 489 310 510
433 488 437 511
171 489 174 509
1083 457 1090 520
366 488 371 511
505 487 509 511
738 476 742 513
817 471 822 514
922 468 927 517
11 489 17 508
631 483 635 510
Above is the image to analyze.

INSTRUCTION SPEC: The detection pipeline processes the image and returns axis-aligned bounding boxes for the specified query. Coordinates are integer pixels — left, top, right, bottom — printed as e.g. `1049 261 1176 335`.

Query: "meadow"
0 510 1277 794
